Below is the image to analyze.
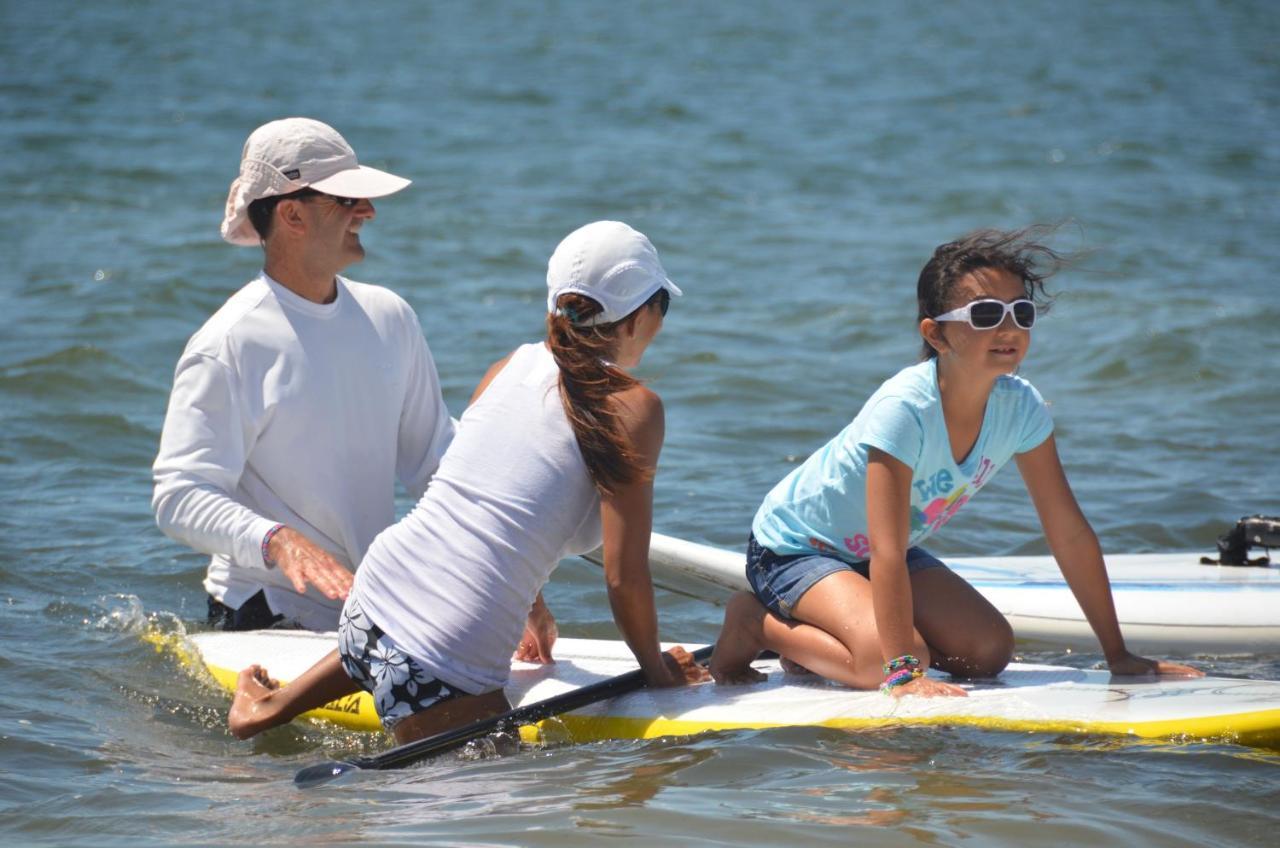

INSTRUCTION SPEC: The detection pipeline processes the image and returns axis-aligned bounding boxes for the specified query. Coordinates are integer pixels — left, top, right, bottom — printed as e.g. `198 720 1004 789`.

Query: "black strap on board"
1201 514 1280 567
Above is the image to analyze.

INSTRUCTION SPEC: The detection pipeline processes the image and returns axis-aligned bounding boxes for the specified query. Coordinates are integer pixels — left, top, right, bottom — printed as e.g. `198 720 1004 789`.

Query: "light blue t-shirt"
753 359 1054 560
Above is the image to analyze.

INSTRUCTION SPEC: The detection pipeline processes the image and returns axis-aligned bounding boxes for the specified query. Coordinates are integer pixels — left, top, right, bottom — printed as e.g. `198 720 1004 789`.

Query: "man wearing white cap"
152 117 454 632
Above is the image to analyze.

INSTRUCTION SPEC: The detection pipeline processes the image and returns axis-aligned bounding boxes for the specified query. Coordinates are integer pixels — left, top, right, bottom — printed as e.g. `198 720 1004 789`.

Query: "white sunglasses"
934 298 1036 330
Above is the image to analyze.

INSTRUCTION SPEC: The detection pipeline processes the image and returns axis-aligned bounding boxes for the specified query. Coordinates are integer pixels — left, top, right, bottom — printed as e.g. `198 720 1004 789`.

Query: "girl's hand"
644 646 711 688
891 675 969 698
1107 652 1203 678
514 598 557 664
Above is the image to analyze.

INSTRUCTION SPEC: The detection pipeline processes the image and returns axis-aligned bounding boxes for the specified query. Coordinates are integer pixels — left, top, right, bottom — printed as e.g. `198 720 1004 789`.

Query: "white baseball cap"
545 221 682 326
220 117 411 246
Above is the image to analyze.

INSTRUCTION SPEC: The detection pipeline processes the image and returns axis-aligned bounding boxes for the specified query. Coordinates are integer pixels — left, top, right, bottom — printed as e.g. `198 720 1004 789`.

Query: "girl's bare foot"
709 592 768 685
227 665 281 740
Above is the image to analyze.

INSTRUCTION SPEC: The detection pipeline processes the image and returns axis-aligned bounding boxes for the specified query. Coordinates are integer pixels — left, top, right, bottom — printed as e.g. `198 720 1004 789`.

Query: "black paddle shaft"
295 644 715 788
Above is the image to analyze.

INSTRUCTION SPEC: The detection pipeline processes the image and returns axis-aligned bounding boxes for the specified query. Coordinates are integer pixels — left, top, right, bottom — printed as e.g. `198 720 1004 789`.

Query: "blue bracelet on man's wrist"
261 523 285 569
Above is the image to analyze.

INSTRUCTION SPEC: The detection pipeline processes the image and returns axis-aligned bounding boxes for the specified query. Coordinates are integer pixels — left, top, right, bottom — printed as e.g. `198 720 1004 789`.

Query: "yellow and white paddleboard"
171 630 1280 748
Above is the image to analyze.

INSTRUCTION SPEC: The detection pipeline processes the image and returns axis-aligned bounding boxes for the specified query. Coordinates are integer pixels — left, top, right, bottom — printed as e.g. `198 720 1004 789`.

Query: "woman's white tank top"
353 342 602 693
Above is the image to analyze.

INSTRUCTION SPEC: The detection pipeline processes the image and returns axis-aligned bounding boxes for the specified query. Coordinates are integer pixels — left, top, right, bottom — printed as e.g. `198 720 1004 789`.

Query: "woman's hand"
643 646 711 688
1107 651 1202 678
514 594 557 664
890 675 968 698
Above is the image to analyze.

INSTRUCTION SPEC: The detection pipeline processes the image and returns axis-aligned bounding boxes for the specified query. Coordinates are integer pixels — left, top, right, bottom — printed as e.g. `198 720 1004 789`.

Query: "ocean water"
2 1 1278 845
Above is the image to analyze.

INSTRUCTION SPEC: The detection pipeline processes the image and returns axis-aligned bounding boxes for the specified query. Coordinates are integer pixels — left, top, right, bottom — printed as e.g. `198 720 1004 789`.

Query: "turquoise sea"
2 1 1278 845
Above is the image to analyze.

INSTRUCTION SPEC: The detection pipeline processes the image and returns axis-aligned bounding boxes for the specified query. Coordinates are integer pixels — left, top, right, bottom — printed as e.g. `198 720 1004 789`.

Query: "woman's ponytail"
546 293 647 495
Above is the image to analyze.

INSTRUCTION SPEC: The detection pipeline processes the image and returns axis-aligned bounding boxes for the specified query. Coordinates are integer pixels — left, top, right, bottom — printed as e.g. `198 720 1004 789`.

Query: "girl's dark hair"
546 290 665 495
916 225 1066 360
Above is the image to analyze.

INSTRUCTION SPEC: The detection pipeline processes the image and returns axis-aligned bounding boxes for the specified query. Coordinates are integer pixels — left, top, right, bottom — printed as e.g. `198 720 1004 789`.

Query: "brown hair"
546 291 663 494
916 226 1066 360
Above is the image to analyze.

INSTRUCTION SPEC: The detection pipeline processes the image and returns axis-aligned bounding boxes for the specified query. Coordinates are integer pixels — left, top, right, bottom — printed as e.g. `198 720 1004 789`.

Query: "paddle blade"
294 759 361 789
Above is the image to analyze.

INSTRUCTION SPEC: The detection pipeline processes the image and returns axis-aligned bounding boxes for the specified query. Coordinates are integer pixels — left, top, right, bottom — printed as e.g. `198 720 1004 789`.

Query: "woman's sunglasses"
648 288 671 317
935 298 1036 330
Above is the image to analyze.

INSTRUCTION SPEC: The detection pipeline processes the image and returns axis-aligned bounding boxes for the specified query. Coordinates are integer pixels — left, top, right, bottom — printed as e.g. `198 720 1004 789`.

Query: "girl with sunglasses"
226 221 705 741
711 228 1200 696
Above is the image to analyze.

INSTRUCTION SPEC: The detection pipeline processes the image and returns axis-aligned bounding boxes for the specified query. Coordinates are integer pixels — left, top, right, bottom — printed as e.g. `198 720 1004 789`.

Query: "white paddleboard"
603 534 1280 654
175 630 1280 748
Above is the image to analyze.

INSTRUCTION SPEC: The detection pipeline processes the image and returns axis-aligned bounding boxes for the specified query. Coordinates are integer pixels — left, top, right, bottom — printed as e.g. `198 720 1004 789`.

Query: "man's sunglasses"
291 188 362 208
934 298 1036 330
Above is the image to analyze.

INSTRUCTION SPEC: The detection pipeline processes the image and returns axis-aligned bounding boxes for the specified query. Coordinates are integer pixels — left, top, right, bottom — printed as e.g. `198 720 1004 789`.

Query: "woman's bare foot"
709 592 768 685
779 656 813 675
227 665 282 740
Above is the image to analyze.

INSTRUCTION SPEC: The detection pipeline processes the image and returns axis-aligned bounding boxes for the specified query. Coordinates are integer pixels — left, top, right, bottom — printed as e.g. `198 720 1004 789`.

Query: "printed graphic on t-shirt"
913 487 968 535
908 455 996 537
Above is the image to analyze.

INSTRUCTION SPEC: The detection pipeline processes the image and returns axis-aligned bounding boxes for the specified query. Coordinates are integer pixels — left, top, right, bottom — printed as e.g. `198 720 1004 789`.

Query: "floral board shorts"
337 591 460 731
745 532 947 620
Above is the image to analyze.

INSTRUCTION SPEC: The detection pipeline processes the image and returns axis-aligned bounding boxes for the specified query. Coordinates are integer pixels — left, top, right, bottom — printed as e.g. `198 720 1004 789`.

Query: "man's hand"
267 527 353 600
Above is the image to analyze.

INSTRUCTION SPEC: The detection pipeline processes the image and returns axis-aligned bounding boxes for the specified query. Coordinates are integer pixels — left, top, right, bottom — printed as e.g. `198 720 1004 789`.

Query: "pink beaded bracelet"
879 666 923 695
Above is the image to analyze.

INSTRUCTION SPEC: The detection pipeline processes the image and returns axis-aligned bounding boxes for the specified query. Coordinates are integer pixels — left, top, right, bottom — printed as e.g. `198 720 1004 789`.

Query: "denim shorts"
745 533 945 620
337 590 460 731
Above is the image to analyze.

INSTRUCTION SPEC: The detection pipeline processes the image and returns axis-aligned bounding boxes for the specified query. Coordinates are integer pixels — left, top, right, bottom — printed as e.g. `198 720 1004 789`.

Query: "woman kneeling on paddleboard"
710 227 1201 696
229 221 706 741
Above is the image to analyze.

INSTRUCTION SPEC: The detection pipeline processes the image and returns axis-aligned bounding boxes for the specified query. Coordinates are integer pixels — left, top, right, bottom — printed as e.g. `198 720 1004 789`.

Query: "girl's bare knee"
959 626 1014 677
926 616 1013 678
